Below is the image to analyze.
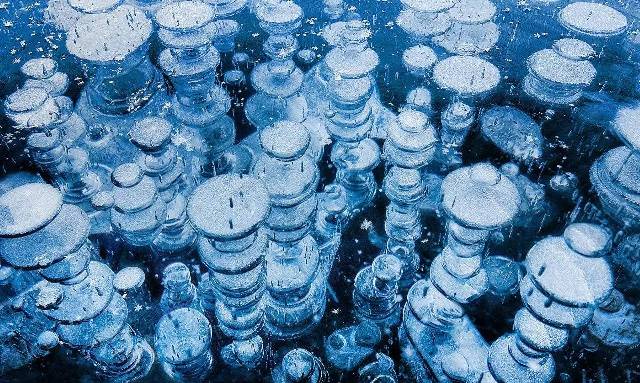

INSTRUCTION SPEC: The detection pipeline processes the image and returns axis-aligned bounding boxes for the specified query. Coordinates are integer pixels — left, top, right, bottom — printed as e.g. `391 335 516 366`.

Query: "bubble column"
155 308 214 381
488 223 614 383
155 1 236 178
353 253 403 331
0 184 154 382
382 110 437 285
67 4 169 164
187 173 270 366
129 116 197 261
396 0 456 44
19 58 86 147
523 38 597 105
400 163 520 382
3 88 102 213
325 76 380 214
108 163 168 248
160 262 199 314
252 122 325 339
20 57 69 97
245 0 307 130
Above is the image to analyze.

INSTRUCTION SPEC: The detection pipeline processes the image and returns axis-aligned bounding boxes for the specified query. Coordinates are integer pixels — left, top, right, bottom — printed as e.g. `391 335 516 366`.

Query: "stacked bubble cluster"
253 121 325 339
66 1 169 158
4 86 101 213
155 307 214 381
187 174 270 365
399 163 521 382
0 183 154 381
396 0 457 44
107 162 168 249
352 253 403 330
523 38 597 105
323 20 381 213
488 223 614 383
2 0 640 382
382 109 437 284
590 104 640 230
160 262 199 314
432 0 499 56
421 163 521 322
129 117 196 261
245 0 307 130
155 0 236 178
313 184 349 281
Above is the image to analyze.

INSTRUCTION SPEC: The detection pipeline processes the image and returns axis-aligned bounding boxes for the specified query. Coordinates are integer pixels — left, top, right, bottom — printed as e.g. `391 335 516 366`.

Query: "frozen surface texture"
0 0 639 382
